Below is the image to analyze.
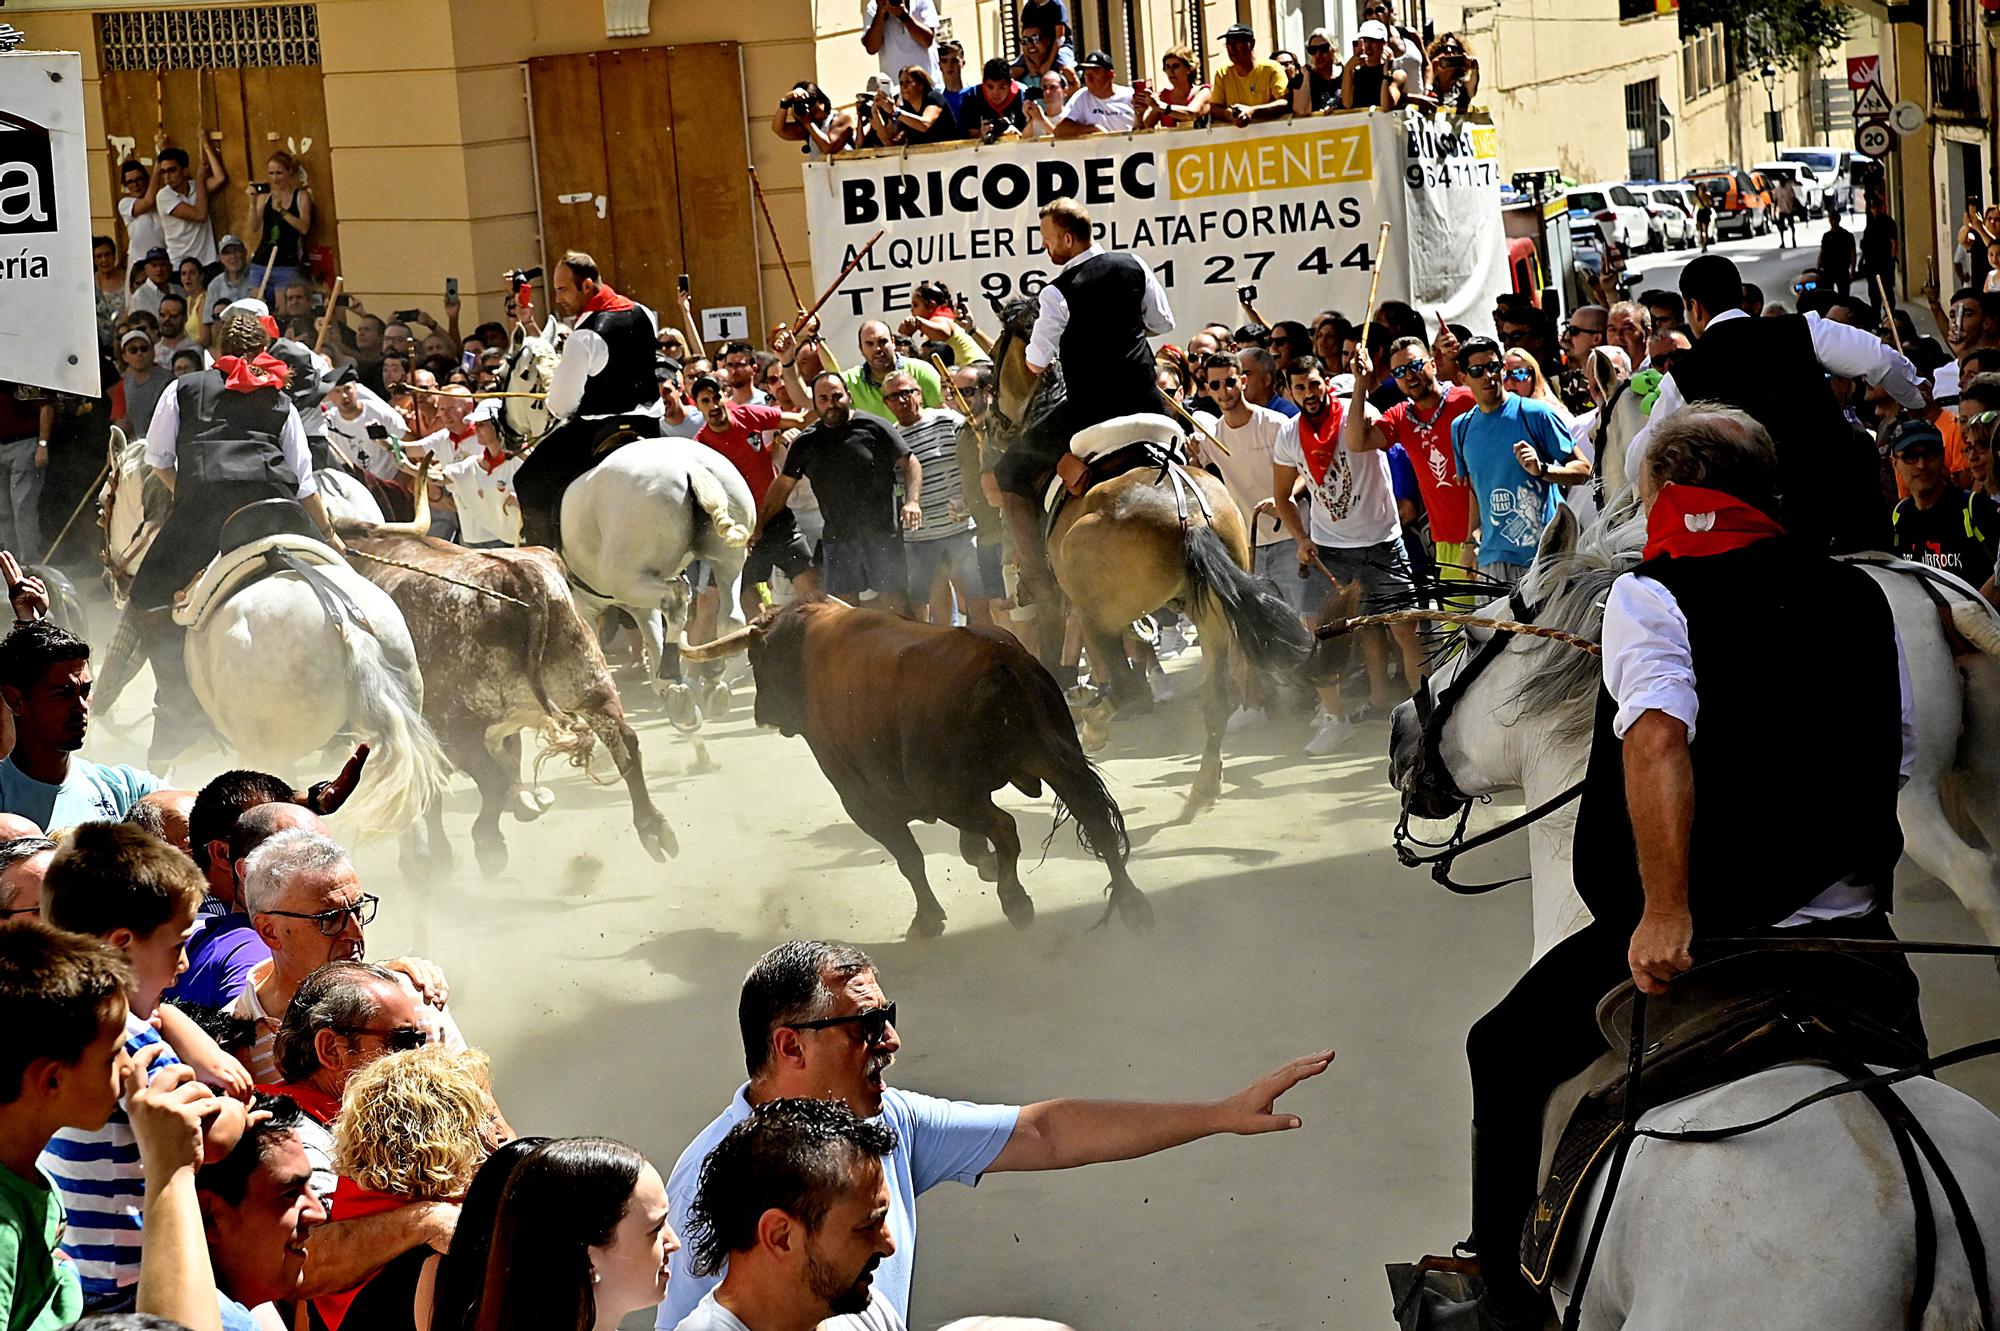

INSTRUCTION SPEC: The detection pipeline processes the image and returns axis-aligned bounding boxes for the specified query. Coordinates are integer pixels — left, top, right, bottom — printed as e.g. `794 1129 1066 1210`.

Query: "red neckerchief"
212 351 290 393
476 448 509 475
579 283 636 315
1643 483 1787 560
1296 403 1343 486
260 1080 338 1124
308 1180 420 1330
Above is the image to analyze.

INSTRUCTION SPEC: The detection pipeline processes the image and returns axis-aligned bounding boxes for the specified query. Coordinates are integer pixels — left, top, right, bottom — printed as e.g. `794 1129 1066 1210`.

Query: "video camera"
504 266 543 291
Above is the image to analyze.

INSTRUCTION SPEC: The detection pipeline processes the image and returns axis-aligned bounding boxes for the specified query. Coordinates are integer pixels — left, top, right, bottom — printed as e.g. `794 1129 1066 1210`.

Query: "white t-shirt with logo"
1206 405 1292 548
441 452 524 546
671 1289 906 1331
323 392 409 481
1272 401 1396 548
157 183 218 266
1061 84 1136 132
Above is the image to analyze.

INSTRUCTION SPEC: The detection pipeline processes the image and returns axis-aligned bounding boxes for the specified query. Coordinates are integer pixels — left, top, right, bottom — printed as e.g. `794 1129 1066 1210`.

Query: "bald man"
0 812 40 840
126 788 197 852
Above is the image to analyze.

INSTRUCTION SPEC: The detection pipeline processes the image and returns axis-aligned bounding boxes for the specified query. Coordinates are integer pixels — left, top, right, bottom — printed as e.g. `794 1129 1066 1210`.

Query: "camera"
504 266 543 290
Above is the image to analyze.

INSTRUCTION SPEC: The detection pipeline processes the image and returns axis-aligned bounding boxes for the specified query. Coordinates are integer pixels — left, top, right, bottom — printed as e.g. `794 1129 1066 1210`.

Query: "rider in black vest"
999 197 1175 605
1418 407 1924 1331
1632 252 1927 554
512 251 664 548
133 308 347 758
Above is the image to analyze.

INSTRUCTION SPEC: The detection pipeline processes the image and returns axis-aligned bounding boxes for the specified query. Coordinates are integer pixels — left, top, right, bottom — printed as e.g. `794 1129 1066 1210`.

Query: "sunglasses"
1463 361 1501 378
1505 368 1533 383
1963 409 1998 431
332 1024 432 1052
884 387 920 400
1565 325 1604 338
1306 42 1332 53
791 1002 898 1045
259 893 380 936
1206 376 1239 390
1389 362 1429 379
1897 445 1944 461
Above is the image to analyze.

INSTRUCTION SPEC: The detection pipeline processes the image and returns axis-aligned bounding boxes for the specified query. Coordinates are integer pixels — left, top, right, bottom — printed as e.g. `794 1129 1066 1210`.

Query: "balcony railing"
1930 41 1983 118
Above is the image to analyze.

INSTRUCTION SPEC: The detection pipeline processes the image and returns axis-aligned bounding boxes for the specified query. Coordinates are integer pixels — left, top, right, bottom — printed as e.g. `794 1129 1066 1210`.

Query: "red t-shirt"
696 401 787 505
1379 385 1476 543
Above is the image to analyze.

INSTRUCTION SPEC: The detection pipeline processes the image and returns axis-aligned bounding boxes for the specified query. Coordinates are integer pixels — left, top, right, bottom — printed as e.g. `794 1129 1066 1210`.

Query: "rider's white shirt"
144 386 315 498
1602 571 1916 924
1024 243 1174 373
544 307 666 421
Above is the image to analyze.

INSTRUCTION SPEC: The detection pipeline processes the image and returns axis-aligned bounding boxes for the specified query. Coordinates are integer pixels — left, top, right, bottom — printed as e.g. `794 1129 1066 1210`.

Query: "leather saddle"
173 499 369 635
1041 412 1196 527
1520 947 1924 1289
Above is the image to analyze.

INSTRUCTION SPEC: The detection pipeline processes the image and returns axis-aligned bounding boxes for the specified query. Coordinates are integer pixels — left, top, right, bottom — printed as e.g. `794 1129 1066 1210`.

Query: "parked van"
1684 167 1773 239
1779 146 1872 211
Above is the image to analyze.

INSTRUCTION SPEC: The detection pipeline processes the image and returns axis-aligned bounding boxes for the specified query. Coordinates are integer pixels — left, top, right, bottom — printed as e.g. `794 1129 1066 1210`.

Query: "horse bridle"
1393 586 1587 893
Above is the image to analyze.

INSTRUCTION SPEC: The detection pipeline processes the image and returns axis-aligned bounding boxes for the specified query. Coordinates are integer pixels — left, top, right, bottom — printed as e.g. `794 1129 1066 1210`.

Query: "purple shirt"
164 895 269 1009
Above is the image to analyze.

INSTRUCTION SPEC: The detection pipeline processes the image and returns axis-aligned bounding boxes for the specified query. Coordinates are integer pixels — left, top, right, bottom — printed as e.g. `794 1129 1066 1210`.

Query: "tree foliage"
1679 0 1853 73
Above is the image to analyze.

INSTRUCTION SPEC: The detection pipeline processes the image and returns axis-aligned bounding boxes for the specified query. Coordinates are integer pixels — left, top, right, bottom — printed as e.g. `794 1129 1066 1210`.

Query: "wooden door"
528 43 761 337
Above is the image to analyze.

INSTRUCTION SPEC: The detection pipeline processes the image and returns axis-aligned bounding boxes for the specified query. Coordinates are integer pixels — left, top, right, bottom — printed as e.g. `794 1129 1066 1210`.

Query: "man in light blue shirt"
0 620 160 830
1449 336 1592 585
658 940 1335 1329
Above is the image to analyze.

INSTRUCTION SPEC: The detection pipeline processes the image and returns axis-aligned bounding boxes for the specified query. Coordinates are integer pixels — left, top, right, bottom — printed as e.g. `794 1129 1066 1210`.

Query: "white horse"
1387 504 2000 1328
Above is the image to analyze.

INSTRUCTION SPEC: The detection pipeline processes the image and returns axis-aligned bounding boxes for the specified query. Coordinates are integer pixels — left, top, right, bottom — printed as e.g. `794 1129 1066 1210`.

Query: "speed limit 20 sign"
1856 120 1894 157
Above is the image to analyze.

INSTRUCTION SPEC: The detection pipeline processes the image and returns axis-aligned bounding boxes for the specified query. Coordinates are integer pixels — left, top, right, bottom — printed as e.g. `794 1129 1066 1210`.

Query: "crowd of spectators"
771 0 1477 153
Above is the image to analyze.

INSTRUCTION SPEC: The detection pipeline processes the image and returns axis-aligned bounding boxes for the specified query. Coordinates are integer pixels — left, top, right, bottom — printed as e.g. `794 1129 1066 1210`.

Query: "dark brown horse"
988 296 1320 819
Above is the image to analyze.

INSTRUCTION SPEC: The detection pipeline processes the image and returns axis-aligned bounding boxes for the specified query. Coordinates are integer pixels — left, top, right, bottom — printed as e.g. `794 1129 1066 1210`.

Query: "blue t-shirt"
1450 395 1574 567
164 896 270 1009
0 755 161 831
1260 393 1301 420
657 1084 1019 1329
1387 443 1418 507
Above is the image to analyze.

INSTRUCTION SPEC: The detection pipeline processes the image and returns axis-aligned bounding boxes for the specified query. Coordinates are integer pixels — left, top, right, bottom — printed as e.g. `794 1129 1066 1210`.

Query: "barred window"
99 5 319 73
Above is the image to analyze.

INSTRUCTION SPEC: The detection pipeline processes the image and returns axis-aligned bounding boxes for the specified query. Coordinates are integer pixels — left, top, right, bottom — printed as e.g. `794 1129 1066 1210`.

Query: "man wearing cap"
1626 253 1928 552
1416 403 1925 1331
1214 25 1290 125
514 250 664 549
1054 51 1135 137
135 308 347 757
126 246 178 319
204 236 256 325
116 329 176 437
1889 415 2000 580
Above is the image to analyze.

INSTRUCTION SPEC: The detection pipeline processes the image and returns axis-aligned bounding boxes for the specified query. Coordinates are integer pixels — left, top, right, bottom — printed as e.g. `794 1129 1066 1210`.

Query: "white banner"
801 110 1508 355
0 51 95 397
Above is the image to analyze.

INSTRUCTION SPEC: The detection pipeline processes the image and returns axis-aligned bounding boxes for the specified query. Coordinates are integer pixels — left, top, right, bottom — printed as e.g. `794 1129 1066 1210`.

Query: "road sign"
1856 120 1894 157
1890 100 1924 134
1847 55 1881 91
1853 80 1893 119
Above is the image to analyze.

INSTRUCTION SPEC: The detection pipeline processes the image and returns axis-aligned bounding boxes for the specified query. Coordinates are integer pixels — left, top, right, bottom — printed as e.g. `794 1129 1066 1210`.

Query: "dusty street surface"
93 624 2000 1331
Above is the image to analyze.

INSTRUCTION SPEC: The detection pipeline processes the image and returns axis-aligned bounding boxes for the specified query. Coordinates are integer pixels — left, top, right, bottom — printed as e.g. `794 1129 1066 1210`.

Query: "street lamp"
1759 63 1782 154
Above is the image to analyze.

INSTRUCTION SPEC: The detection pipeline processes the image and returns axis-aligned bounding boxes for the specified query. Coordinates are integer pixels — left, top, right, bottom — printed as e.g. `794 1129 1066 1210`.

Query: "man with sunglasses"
1889 416 2000 583
1449 336 1584 587
1009 18 1078 92
229 829 459 1086
1378 337 1476 586
660 942 1333 1331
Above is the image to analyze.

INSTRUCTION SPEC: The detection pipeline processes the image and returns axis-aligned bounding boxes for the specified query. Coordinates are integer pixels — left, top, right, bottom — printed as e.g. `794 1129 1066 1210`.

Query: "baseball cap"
1887 418 1946 457
143 246 170 264
469 397 504 424
655 356 683 382
1221 23 1256 41
225 298 271 319
1078 49 1115 69
119 329 152 349
1357 19 1390 40
218 234 246 253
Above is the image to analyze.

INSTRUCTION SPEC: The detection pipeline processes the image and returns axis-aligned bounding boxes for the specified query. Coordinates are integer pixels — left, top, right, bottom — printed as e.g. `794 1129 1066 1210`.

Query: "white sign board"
701 305 749 342
0 51 96 396
800 111 1510 352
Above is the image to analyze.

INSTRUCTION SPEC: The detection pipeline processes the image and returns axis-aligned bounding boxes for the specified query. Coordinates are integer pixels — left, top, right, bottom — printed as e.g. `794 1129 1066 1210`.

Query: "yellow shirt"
1213 59 1287 110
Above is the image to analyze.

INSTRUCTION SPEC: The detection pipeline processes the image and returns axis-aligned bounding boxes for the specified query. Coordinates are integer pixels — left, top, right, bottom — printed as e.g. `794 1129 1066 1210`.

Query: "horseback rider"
1626 253 1927 554
134 307 347 756
512 250 665 548
1418 405 1927 1331
999 196 1175 607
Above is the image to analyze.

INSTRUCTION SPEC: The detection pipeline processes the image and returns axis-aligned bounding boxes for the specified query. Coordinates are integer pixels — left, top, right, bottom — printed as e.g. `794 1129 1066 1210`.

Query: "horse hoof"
473 837 509 876
1080 722 1111 754
905 911 949 941
702 679 733 718
1000 891 1036 929
1114 888 1155 933
531 785 557 811
508 790 545 822
1181 775 1221 819
663 685 704 734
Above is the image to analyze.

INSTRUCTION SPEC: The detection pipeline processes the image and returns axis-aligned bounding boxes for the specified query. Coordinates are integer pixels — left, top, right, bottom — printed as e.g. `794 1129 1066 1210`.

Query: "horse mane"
1510 500 1646 741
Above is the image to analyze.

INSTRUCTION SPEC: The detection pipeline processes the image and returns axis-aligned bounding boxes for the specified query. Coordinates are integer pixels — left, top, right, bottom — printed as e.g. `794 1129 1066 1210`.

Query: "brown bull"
683 599 1149 938
341 531 677 870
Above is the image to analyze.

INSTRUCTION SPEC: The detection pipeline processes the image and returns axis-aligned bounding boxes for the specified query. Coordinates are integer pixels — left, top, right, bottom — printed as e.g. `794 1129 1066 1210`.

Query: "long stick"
1875 274 1903 352
1316 606 1601 655
792 228 885 337
312 276 343 356
749 165 808 316
254 245 275 302
154 67 164 143
1162 391 1231 457
41 447 117 566
1362 220 1394 330
345 547 531 608
928 353 984 447
408 385 546 401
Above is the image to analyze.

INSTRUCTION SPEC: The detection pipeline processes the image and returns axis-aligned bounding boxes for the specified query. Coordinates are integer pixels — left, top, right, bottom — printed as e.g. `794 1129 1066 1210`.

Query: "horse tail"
1180 522 1315 676
687 458 751 549
331 621 452 843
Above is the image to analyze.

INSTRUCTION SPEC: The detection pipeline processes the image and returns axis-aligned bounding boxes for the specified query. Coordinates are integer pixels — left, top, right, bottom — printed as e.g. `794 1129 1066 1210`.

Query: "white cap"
1357 19 1389 39
218 233 246 252
470 397 504 424
225 297 271 319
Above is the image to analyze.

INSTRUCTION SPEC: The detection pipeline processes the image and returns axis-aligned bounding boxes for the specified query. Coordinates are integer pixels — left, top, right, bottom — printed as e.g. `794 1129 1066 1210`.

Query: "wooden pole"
1875 275 1904 352
929 353 984 447
254 245 275 302
41 449 117 566
153 67 164 145
748 165 808 316
311 276 343 356
1163 391 1231 457
409 386 547 401
791 228 884 337
1361 220 1393 330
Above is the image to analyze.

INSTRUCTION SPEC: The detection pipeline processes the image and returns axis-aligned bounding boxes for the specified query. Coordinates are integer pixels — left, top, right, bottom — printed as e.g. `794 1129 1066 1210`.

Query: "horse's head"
501 332 561 443
989 293 1056 430
1389 506 1634 820
100 430 165 602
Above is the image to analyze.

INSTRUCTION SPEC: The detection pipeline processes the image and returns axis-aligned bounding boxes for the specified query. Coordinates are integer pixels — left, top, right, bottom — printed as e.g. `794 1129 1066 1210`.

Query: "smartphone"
365 424 390 441
1237 284 1258 305
678 273 691 297
462 351 478 373
335 293 352 309
250 182 271 195
445 276 460 302
1133 78 1150 95
393 309 423 325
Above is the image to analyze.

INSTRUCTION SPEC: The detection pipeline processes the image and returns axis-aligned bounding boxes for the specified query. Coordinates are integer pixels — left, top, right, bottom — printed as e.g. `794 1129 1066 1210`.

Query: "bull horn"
678 623 758 662
368 458 433 537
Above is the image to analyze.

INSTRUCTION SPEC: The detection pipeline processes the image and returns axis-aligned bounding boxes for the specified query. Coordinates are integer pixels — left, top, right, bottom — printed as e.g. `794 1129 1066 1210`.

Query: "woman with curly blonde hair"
314 1045 502 1331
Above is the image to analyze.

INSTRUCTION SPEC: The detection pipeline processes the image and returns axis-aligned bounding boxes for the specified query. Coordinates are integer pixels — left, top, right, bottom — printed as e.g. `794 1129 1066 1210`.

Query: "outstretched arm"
985 1050 1334 1172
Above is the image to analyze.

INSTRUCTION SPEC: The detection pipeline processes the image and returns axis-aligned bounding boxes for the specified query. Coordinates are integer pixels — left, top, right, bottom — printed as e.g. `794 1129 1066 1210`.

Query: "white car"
1626 183 1696 250
1568 183 1654 253
1779 147 1867 211
1753 161 1823 216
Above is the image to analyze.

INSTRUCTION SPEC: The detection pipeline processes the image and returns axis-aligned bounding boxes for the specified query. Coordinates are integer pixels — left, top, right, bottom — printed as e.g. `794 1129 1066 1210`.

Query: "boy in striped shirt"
36 823 249 1311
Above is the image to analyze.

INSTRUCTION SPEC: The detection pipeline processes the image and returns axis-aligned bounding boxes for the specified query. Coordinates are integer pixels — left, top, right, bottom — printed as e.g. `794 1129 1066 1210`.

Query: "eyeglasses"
259 894 380 936
1024 33 1047 45
1389 362 1429 379
1206 376 1239 390
1504 368 1533 383
1306 42 1332 53
1462 361 1501 379
790 1002 898 1045
332 1024 432 1052
884 387 920 400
